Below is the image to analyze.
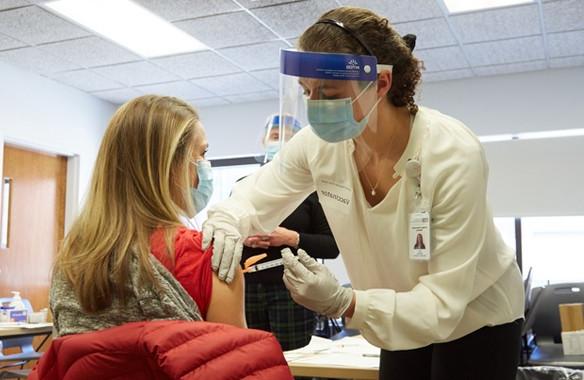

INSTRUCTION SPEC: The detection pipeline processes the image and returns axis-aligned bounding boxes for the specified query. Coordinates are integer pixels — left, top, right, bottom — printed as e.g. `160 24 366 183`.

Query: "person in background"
241 114 339 350
51 95 246 337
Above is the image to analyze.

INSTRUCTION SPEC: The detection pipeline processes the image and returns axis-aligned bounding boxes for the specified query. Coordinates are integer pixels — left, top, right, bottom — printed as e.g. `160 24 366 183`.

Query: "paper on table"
292 352 379 368
284 335 335 360
331 335 380 356
284 334 380 368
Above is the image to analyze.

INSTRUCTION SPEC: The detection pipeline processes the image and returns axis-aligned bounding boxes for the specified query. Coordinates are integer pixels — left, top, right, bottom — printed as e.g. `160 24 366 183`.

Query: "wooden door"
0 145 67 313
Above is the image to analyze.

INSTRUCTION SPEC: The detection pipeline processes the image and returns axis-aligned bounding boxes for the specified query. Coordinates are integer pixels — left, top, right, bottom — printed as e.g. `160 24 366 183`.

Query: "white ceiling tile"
135 80 213 100
547 30 584 57
550 55 584 69
0 6 90 45
473 60 547 76
394 18 457 50
237 0 305 9
0 46 79 73
91 88 143 105
39 37 140 68
543 0 584 33
450 4 540 44
337 0 444 23
415 46 469 71
50 69 124 92
422 68 474 82
189 97 230 108
464 36 545 66
0 32 25 51
224 90 278 103
0 0 30 10
219 41 287 71
93 61 179 86
191 72 270 96
133 0 240 22
153 50 241 79
252 0 340 39
174 11 278 49
249 68 279 89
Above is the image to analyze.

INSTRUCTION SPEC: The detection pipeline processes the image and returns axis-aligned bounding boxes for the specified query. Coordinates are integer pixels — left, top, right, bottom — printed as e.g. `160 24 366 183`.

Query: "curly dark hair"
298 6 422 113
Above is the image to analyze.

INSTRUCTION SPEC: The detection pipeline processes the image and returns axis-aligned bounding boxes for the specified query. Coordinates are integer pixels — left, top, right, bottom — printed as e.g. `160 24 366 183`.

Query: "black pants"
379 319 523 380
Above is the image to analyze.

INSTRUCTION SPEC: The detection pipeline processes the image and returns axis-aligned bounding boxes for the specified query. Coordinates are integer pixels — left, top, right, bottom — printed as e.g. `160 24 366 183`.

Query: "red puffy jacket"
29 320 293 380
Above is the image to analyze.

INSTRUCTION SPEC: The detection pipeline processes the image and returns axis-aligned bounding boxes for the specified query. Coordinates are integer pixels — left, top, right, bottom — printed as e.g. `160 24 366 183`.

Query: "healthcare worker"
241 114 339 350
203 6 524 380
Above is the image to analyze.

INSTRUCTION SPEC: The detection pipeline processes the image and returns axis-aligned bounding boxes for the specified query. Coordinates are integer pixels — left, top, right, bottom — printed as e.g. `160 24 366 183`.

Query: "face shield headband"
280 49 392 142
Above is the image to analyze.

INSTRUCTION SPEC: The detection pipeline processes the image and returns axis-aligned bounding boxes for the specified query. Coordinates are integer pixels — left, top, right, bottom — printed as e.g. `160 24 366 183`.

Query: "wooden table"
285 335 380 380
289 362 378 379
0 323 53 350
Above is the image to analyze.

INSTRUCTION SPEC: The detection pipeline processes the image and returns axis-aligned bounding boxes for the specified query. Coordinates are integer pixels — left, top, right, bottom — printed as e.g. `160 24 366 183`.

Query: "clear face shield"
279 49 392 145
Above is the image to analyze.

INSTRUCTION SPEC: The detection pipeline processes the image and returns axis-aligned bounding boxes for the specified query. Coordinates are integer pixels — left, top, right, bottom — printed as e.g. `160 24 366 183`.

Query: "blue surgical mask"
264 141 281 162
307 83 382 143
191 160 213 215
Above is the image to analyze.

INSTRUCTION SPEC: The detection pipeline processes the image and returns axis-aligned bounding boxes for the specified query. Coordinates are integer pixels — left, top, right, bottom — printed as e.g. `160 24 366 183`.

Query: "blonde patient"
51 95 245 336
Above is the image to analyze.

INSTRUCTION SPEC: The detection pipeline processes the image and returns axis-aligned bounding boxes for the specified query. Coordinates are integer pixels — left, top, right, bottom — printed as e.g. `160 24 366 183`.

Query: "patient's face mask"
190 160 213 214
307 82 383 143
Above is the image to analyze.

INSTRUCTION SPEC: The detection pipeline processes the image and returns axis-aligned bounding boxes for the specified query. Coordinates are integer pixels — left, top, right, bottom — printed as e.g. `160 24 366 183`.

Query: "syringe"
245 258 284 273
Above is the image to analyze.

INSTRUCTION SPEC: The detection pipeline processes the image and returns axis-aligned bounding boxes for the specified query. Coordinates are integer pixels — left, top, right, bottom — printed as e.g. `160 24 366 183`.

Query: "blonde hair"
299 6 422 113
55 95 201 313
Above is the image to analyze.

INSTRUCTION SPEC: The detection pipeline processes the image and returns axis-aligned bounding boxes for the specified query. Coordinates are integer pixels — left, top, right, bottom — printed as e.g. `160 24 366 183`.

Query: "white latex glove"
202 218 243 283
281 248 353 318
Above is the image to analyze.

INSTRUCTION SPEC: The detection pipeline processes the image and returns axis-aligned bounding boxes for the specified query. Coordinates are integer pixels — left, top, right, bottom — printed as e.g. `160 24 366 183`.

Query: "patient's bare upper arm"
206 267 247 328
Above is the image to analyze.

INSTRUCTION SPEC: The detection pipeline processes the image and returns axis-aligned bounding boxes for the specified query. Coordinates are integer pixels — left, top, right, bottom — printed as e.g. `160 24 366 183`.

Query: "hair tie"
402 34 417 52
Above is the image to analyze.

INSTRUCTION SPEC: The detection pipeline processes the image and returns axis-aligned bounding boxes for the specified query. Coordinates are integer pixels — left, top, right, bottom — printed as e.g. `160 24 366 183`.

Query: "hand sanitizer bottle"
8 291 28 322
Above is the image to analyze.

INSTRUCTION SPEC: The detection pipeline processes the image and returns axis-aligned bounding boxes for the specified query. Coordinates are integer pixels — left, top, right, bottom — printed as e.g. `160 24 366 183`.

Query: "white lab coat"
208 106 524 350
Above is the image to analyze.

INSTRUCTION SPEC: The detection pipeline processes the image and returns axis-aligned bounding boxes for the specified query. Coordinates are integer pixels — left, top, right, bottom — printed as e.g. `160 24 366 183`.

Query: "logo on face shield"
346 58 360 71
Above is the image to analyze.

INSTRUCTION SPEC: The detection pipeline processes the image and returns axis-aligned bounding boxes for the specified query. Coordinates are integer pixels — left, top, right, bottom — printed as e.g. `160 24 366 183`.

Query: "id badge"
409 211 431 261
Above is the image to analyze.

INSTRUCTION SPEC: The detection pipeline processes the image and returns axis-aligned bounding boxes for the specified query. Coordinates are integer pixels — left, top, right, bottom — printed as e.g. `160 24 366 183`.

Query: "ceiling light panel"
443 0 534 14
44 0 208 57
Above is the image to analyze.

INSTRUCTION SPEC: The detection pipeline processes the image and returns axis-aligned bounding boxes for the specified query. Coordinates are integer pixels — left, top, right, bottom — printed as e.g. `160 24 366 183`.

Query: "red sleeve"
150 227 213 319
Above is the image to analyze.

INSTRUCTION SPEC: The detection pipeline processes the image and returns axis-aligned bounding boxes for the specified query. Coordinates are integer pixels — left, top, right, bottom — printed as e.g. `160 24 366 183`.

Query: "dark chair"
0 298 43 372
522 283 584 369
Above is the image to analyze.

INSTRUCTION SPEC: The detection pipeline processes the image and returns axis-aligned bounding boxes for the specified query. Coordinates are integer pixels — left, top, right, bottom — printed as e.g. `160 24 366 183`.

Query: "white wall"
198 98 279 158
484 135 584 217
0 62 116 208
418 66 584 136
200 67 584 217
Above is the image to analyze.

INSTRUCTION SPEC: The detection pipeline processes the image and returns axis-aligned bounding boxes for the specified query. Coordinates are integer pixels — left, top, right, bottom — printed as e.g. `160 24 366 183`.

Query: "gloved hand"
202 218 243 283
281 248 353 318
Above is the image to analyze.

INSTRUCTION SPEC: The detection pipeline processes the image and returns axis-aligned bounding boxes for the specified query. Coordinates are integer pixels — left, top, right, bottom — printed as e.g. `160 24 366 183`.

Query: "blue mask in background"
191 160 213 214
307 83 381 143
264 141 281 162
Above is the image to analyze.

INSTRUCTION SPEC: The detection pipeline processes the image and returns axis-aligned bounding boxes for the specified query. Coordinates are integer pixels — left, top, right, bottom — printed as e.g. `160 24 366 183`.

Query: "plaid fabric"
245 283 317 351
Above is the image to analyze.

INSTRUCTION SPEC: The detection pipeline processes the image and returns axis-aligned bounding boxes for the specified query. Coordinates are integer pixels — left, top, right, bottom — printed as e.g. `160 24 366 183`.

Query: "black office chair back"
529 283 584 344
